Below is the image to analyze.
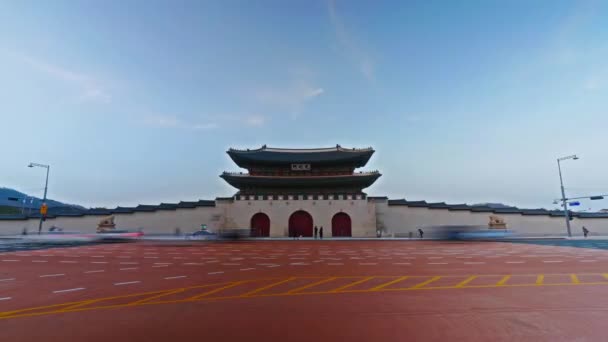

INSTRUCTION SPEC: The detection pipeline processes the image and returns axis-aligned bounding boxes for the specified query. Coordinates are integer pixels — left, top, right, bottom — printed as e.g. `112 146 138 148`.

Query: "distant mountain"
0 187 85 214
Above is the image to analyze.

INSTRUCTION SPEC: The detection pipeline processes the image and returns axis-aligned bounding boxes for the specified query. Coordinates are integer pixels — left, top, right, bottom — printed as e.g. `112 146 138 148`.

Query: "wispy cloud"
143 115 219 130
328 0 375 81
23 57 111 103
254 82 324 109
245 114 266 127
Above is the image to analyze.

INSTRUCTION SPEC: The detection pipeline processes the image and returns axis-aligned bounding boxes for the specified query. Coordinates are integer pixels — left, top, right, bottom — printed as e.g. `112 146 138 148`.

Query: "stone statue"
489 215 507 229
97 215 116 233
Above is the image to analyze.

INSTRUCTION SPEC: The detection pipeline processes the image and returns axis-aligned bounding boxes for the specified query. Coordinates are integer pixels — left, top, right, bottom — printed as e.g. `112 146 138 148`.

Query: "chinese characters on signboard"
291 163 311 171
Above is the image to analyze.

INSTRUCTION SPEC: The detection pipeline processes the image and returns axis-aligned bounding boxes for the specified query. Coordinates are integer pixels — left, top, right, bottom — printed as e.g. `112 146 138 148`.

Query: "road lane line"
464 262 485 265
288 277 337 294
84 270 105 274
114 281 141 286
152 265 168 268
0 278 15 282
359 263 377 265
2 260 19 262
331 277 375 292
164 276 187 280
496 275 511 286
119 267 138 271
208 271 224 275
0 297 11 301
242 278 296 297
40 274 65 278
53 287 85 294
91 261 108 264
428 262 447 265
571 274 580 284
240 268 255 271
32 260 48 263
536 274 544 285
455 275 478 288
411 276 442 289
543 260 563 263
505 261 525 264
371 276 409 291
189 282 245 300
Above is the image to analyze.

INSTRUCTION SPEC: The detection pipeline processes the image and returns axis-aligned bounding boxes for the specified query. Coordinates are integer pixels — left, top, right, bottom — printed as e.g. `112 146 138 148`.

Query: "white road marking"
328 263 344 265
0 278 15 282
119 262 139 265
84 270 105 274
183 262 204 265
40 273 65 278
91 256 105 258
164 276 187 280
208 271 224 275
221 263 241 266
114 281 141 286
32 260 48 263
240 268 255 271
505 261 525 264
393 263 411 265
428 262 448 265
91 261 108 264
290 262 310 265
0 297 11 301
144 256 159 259
543 260 563 263
464 262 485 264
2 259 19 262
60 261 77 263
579 260 597 263
53 287 85 294
152 265 168 268
119 267 138 271
359 263 378 265
456 256 472 259
154 263 172 265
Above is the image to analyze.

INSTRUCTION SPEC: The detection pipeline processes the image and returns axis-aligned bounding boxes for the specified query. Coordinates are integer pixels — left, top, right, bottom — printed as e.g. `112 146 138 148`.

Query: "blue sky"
1 0 607 210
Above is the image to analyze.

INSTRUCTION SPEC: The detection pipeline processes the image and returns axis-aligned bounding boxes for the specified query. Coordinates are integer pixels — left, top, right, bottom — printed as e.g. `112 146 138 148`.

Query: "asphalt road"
2 240 608 341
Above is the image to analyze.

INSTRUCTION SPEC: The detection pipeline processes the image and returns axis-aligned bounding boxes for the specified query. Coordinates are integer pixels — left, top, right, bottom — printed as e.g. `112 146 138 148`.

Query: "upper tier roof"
227 145 375 168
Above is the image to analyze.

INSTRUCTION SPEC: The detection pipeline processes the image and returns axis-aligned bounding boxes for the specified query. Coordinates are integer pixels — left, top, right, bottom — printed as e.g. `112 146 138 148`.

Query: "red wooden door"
250 213 270 237
331 212 352 237
288 211 313 237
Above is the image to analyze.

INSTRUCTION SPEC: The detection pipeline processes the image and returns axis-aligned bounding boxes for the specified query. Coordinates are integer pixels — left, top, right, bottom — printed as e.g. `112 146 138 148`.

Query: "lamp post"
28 162 50 234
557 155 578 237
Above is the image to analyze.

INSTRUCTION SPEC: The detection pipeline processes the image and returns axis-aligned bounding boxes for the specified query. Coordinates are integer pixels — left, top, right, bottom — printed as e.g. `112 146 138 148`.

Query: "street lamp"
557 155 578 237
28 162 50 234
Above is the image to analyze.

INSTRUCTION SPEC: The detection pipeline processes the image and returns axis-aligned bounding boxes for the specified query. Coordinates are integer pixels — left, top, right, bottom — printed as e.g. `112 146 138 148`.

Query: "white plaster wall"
0 206 221 235
226 197 377 237
378 204 608 237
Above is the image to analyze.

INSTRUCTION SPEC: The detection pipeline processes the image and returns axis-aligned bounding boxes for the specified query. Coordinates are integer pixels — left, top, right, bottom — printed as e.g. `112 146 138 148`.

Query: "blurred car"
186 230 218 240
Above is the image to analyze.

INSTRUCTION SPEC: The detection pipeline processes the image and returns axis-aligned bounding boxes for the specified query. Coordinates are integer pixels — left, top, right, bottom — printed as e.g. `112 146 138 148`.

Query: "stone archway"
331 212 352 237
250 212 270 237
288 210 313 237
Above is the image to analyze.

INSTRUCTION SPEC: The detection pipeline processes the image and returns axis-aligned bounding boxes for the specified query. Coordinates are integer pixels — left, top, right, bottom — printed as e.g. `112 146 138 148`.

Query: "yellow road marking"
287 277 337 294
330 276 374 292
570 274 580 284
536 274 544 285
371 276 409 291
130 288 186 305
241 277 296 297
411 276 441 289
496 275 511 286
188 282 245 300
455 275 477 288
4 273 608 321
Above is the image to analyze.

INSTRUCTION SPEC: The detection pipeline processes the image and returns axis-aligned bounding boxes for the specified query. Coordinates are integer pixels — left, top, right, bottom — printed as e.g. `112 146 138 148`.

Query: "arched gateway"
332 212 352 237
221 145 381 237
250 213 270 237
289 210 313 237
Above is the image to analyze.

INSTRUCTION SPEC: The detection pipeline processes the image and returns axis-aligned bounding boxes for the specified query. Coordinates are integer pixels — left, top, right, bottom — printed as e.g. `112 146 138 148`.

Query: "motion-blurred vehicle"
186 229 218 240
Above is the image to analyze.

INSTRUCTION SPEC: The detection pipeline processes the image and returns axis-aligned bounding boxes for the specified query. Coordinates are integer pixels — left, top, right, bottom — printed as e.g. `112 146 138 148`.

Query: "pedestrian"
583 226 589 238
418 228 424 239
319 226 323 239
314 226 318 239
